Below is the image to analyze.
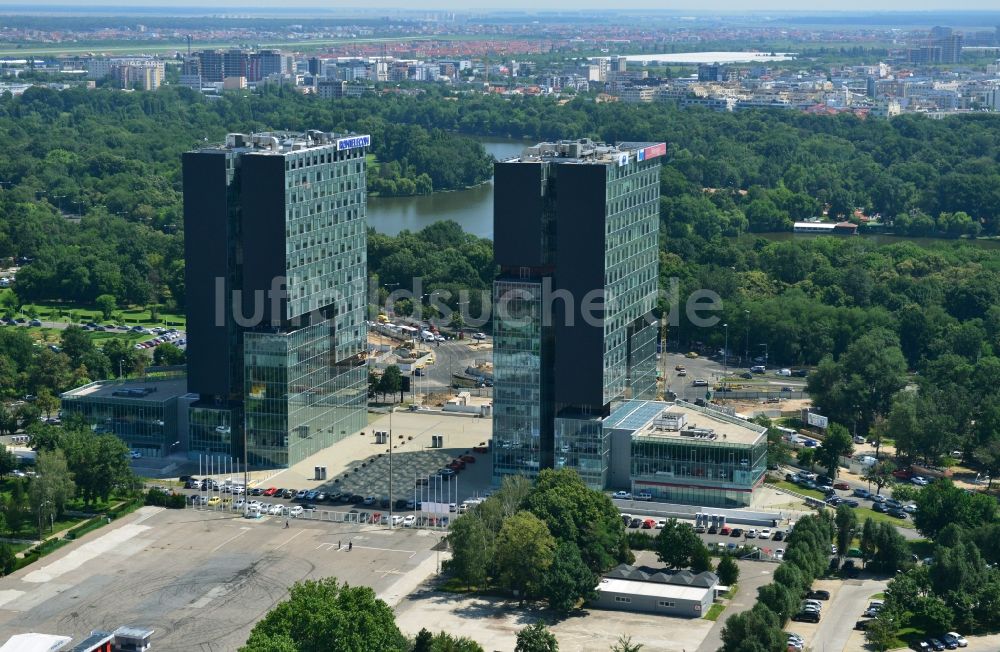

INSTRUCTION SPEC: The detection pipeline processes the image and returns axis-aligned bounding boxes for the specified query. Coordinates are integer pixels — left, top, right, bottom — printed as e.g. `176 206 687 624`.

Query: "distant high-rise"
183 131 370 466
491 139 665 489
197 49 224 82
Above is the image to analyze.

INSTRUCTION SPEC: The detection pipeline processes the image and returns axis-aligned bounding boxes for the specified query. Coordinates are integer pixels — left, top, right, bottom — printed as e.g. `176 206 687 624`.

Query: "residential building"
618 86 656 103
183 130 370 466
492 139 665 489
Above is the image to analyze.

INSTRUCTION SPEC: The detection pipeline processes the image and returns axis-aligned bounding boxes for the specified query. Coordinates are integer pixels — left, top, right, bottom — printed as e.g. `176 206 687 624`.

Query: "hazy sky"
13 1 1000 12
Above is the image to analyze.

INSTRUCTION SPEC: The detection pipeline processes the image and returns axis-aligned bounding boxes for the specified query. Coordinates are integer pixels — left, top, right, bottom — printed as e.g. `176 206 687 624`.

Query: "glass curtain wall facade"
554 415 606 487
492 280 549 480
188 405 237 458
630 437 768 508
602 161 661 409
244 319 367 467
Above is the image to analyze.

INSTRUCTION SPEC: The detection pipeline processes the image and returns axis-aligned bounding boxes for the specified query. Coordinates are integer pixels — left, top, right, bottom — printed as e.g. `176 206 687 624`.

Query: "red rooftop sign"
637 142 667 162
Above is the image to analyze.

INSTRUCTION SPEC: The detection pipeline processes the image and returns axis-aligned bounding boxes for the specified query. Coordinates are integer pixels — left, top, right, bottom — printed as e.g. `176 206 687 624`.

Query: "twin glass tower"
183 131 370 467
491 140 666 489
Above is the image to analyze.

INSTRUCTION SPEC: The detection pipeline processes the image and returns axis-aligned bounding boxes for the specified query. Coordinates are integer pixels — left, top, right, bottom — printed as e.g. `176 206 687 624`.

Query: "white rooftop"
0 633 71 652
595 577 712 602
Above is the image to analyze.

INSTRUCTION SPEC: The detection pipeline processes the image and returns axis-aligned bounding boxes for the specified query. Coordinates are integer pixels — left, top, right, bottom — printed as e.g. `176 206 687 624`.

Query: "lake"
366 138 527 239
368 138 999 250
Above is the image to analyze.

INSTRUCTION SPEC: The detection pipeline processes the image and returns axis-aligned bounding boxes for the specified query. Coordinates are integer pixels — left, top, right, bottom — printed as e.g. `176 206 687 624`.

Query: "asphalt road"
660 352 807 401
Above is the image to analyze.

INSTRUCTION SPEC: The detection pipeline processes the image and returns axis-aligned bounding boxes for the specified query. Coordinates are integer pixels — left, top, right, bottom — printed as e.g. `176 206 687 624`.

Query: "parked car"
833 481 850 490
629 518 642 528
853 488 871 499
911 476 930 486
888 508 908 519
612 490 631 499
730 528 743 537
792 611 820 623
772 530 785 541
288 506 304 517
263 487 277 496
807 589 831 600
943 632 968 648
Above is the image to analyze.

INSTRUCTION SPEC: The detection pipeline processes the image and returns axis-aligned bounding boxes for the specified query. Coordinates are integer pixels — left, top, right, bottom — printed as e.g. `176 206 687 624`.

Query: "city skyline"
4 1 1000 13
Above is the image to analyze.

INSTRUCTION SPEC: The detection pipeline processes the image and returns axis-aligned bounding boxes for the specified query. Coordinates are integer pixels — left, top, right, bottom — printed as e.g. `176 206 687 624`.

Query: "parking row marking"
315 542 417 558
275 530 305 550
210 527 249 553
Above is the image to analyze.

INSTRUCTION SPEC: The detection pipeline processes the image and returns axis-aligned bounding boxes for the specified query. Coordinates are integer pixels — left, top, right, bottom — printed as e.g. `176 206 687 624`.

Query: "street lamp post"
388 404 393 528
723 323 729 395
744 310 750 368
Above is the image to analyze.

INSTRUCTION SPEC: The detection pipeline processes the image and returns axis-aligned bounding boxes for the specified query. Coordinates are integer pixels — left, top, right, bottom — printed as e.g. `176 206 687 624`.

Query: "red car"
449 459 466 470
720 526 732 536
892 468 912 480
460 455 476 463
833 482 850 490
262 487 278 496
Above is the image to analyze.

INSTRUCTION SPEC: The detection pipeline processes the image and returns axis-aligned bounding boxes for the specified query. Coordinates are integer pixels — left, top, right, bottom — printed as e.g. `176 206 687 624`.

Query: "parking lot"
0 506 443 650
169 409 496 527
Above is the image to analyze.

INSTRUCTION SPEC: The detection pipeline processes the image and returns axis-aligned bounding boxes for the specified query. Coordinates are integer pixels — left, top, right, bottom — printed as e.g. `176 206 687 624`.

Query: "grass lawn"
855 507 915 529
722 584 738 599
773 480 826 501
891 622 927 649
870 592 886 599
7 298 185 329
705 603 727 621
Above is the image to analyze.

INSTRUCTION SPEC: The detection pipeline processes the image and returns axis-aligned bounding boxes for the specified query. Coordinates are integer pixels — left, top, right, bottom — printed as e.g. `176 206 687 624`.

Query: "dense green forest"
0 85 493 308
1 85 999 474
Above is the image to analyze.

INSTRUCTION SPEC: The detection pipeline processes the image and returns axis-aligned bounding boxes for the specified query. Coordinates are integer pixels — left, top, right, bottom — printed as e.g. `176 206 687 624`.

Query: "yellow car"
686 351 699 359
207 496 221 506
425 356 435 365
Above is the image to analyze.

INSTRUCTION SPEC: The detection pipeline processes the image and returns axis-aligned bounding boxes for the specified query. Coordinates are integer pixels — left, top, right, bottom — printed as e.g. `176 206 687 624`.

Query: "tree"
413 629 434 652
913 595 954 634
757 582 799 622
860 518 878 567
690 542 714 574
35 388 58 418
806 329 907 435
818 423 854 479
239 578 406 652
0 542 15 576
152 342 186 366
413 630 484 652
446 512 492 589
865 612 898 652
523 469 628 574
542 541 597 614
495 511 555 603
862 459 896 497
610 635 643 652
60 428 134 504
515 623 558 652
28 449 75 535
59 325 94 367
915 478 998 539
716 554 740 586
0 447 16 478
378 365 403 402
870 522 910 573
796 447 815 471
654 518 702 569
720 603 785 652
834 504 858 558
95 294 117 320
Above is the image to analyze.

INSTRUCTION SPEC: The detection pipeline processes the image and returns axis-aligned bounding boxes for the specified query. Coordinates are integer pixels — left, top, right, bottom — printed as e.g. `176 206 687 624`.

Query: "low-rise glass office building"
61 376 193 457
607 400 768 508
